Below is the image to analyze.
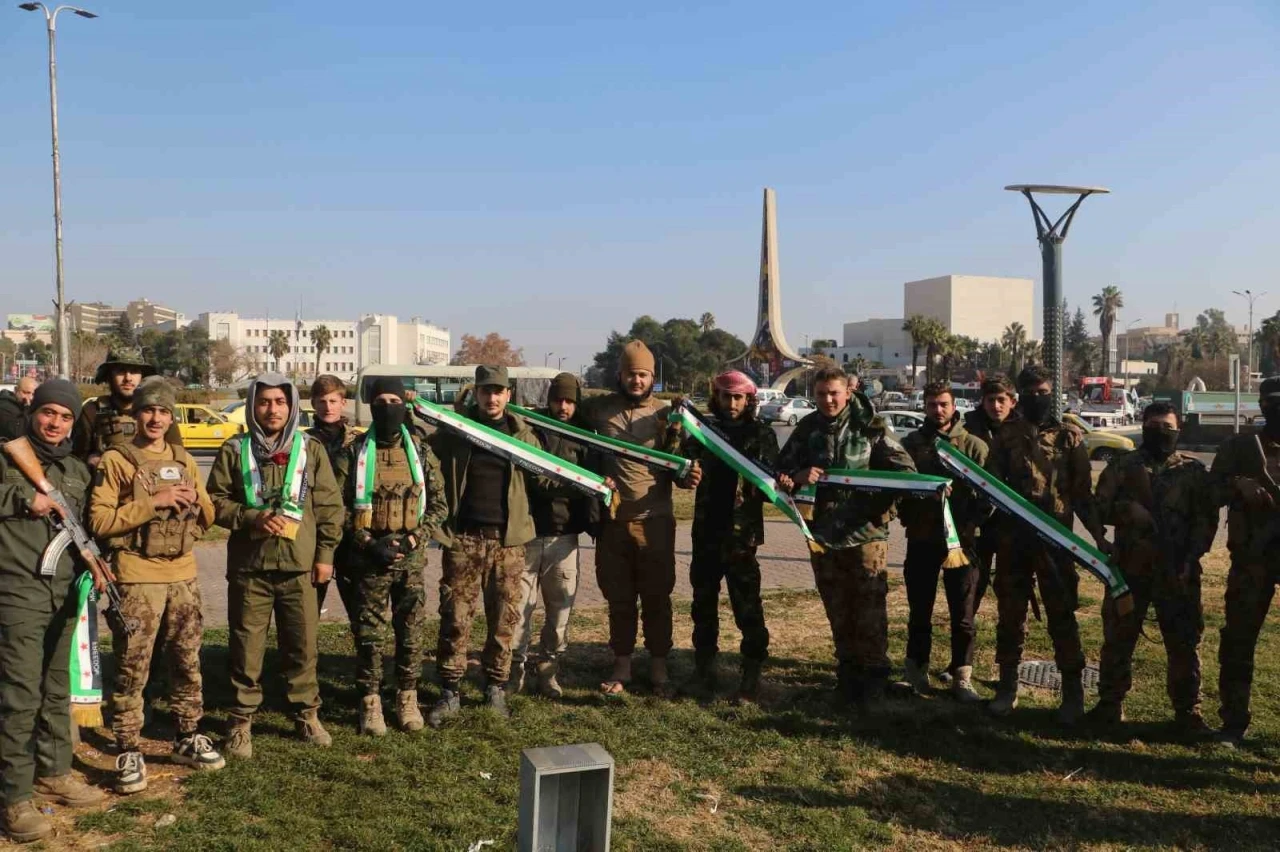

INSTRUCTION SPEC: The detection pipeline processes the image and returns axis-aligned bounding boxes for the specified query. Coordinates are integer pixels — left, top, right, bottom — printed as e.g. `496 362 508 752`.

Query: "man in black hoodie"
0 378 37 442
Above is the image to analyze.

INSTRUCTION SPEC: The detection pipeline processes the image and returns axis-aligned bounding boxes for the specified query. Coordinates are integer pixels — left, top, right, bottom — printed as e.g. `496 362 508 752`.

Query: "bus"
353 364 563 425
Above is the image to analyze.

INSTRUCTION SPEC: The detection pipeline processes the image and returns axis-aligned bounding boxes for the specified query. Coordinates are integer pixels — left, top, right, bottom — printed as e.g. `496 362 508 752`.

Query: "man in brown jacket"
581 341 700 696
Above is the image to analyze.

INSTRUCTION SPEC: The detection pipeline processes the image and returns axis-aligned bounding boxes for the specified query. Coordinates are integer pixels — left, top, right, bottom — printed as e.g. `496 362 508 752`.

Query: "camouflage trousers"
349 552 427 696
994 532 1085 675
1218 556 1280 733
436 534 526 687
111 579 204 750
809 541 890 676
596 516 677 658
1098 558 1203 714
690 534 769 663
513 534 581 670
904 538 978 673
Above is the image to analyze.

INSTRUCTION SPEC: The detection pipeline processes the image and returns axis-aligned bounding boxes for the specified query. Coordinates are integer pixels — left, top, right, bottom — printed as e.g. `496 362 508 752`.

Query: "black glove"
370 535 402 566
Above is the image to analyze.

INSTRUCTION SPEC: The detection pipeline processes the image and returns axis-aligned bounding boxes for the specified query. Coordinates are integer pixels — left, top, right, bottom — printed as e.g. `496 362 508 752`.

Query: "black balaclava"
1020 392 1053 425
1142 424 1180 459
371 400 407 444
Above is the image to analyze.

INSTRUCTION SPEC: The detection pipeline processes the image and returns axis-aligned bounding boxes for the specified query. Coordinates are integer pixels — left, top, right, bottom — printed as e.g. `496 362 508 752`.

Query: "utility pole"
19 3 98 379
1233 289 1266 394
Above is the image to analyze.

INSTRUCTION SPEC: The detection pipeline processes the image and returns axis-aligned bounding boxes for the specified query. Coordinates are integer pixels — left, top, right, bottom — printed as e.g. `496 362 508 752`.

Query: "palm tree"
699 312 716 334
1092 286 1124 374
1023 339 1043 366
1184 326 1208 360
902 315 928 387
1260 311 1280 374
919 318 947 384
937 334 964 381
267 329 290 372
1001 323 1027 374
310 324 332 376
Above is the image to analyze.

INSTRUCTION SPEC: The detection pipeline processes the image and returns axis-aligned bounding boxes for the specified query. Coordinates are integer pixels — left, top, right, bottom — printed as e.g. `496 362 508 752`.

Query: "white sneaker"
174 733 226 771
115 751 147 794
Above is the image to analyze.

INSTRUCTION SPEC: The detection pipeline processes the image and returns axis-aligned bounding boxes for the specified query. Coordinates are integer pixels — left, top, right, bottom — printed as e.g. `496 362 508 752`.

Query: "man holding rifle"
1211 376 1280 747
0 380 105 844
88 380 224 793
1091 402 1217 734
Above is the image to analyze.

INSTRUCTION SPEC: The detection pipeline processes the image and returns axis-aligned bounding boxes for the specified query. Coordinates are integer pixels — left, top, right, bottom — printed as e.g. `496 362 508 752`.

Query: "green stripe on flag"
509 403 692 478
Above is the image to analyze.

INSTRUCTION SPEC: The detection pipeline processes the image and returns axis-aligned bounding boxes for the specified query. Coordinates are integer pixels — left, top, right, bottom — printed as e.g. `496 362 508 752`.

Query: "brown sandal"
599 680 629 696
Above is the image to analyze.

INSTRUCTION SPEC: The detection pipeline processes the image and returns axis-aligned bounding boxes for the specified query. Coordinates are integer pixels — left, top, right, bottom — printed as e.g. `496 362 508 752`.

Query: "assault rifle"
1245 435 1280 569
2 437 139 636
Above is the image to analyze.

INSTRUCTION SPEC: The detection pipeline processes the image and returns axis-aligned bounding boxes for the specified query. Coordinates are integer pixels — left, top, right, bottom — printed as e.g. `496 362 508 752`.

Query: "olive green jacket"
1210 432 1280 557
899 415 989 541
428 406 546 549
1096 448 1217 565
0 450 91 614
206 434 344 572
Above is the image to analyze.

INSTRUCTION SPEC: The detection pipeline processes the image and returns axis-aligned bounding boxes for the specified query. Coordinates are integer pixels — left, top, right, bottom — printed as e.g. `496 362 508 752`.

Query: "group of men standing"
1 341 1279 844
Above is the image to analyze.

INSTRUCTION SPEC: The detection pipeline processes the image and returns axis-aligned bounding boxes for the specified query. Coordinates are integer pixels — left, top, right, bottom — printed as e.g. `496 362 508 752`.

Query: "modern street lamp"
1006 184 1109 419
544 351 554 367
1232 289 1266 394
1124 317 1142 401
19 2 98 380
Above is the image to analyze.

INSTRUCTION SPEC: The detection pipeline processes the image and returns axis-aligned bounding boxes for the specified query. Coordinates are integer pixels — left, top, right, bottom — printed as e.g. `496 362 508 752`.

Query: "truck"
1078 376 1138 428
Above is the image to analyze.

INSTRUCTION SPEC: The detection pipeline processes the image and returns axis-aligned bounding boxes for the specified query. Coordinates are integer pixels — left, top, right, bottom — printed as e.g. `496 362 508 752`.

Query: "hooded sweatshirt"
206 373 344 572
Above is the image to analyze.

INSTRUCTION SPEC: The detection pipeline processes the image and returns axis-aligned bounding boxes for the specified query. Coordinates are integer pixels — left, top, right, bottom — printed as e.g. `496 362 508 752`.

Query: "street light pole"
1005 184 1109 419
544 351 554 367
1124 317 1142 408
19 3 97 380
1233 289 1266 394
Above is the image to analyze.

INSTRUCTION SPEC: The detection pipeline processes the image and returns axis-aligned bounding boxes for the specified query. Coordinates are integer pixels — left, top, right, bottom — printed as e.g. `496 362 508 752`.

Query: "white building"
195 312 450 383
903 275 1034 344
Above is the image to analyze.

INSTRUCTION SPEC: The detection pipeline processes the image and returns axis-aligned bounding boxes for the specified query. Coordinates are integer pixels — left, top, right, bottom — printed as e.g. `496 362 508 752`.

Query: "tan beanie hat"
619 340 656 374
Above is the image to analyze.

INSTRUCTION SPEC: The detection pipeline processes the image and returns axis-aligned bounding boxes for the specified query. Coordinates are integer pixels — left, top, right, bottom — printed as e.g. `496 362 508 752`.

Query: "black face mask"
371 401 407 442
1021 393 1052 424
1142 425 1180 458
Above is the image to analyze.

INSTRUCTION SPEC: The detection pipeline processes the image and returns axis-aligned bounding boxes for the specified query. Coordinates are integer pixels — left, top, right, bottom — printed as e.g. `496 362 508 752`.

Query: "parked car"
760 398 816 426
878 391 911 411
1062 413 1135 462
953 397 974 412
908 391 925 411
221 399 325 431
881 410 926 437
176 404 244 450
756 389 787 406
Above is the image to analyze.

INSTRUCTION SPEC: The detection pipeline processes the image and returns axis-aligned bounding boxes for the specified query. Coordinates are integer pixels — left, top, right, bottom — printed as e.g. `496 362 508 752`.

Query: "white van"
756 389 787 406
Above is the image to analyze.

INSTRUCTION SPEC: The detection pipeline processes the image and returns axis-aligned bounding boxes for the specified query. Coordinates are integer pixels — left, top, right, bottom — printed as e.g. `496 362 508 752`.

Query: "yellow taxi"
1063 413 1135 462
220 400 365 435
176 404 244 450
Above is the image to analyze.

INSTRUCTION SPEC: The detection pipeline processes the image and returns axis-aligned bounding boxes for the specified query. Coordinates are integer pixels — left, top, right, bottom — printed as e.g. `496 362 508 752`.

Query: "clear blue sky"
2 1 1277 371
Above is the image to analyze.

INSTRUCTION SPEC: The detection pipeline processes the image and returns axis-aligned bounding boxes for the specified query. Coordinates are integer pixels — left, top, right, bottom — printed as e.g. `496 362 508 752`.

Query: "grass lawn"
56 548 1280 851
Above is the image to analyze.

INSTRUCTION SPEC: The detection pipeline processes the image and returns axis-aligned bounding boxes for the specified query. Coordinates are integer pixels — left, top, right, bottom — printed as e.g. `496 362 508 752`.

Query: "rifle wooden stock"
3 437 57 498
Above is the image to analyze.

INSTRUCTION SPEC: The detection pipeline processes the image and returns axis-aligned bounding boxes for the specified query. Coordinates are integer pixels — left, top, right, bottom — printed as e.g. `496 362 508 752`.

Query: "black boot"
835 662 860 707
738 659 762 702
694 651 718 694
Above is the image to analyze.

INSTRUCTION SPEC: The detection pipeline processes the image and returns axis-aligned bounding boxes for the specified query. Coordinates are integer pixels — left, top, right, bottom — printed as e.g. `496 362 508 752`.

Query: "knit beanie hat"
548 372 580 403
133 378 176 415
29 379 82 420
369 376 406 400
619 340 655 374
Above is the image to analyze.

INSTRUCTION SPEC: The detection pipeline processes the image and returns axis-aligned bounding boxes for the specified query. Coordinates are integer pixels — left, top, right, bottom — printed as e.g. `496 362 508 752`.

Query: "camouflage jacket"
985 414 1103 538
1096 448 1217 568
777 392 916 549
1210 432 1280 557
899 414 989 540
682 415 779 549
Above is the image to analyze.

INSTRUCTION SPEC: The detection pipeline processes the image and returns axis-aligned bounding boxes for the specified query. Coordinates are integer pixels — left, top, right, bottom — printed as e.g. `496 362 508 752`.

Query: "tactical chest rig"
104 443 200 558
87 397 138 454
354 444 425 536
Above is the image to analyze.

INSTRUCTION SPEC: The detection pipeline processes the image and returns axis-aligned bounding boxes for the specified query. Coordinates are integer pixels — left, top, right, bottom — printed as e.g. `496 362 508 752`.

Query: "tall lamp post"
1005 184 1109 419
1232 289 1266 394
1124 317 1142 402
19 2 98 380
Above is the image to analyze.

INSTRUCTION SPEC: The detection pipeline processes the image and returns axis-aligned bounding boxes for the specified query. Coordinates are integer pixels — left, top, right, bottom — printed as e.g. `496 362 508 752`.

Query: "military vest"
87 397 138 454
104 442 200 558
357 442 425 535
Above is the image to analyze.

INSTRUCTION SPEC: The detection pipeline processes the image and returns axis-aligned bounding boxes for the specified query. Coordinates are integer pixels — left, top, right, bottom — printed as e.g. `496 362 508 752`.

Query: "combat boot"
506 662 528 697
2 801 52 844
535 660 564 699
952 666 982 703
1057 673 1086 726
895 658 930 696
428 688 461 728
33 773 103 808
1215 726 1246 749
360 695 388 737
397 690 424 732
988 665 1020 716
858 675 888 715
834 662 859 707
1174 710 1212 739
694 651 718 694
1085 699 1125 727
486 684 511 719
224 716 253 760
738 659 762 702
295 709 332 747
